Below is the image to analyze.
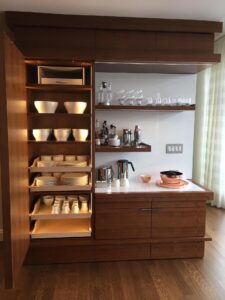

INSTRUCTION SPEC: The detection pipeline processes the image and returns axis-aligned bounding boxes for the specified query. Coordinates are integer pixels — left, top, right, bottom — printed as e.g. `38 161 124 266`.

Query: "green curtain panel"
193 36 225 208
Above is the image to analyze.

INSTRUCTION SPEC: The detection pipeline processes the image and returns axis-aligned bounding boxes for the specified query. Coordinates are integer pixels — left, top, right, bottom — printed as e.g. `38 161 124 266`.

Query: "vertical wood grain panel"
0 32 29 288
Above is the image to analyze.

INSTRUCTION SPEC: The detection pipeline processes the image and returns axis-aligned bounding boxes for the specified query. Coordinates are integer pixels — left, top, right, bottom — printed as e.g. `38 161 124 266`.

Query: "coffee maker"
117 159 135 181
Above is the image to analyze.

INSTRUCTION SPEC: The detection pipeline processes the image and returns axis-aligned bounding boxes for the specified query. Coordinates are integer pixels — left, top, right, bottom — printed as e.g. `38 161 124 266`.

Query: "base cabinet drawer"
151 241 205 259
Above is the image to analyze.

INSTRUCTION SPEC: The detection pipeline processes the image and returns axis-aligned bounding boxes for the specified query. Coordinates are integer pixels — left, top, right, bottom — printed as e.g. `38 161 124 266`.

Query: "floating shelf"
29 184 92 192
95 143 151 152
26 84 92 92
31 219 91 239
95 104 195 111
30 200 91 220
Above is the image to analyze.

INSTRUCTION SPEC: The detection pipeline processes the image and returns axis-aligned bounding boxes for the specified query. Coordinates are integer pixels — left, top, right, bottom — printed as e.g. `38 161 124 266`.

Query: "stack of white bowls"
34 101 58 113
64 102 87 114
54 129 71 141
72 129 88 141
32 129 51 141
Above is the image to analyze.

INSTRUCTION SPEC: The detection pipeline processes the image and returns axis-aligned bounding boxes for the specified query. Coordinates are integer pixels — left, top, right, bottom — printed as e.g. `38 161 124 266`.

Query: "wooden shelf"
95 104 195 111
30 200 91 220
28 113 90 118
29 184 92 192
26 84 92 92
31 219 91 239
28 140 91 144
95 143 151 152
29 165 92 173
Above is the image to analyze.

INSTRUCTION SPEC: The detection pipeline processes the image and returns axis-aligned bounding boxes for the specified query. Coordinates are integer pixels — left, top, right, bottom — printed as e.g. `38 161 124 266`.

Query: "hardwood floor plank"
0 206 225 300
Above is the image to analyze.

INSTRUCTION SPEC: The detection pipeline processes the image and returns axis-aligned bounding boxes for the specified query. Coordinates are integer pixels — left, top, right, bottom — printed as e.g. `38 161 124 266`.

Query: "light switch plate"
166 144 183 154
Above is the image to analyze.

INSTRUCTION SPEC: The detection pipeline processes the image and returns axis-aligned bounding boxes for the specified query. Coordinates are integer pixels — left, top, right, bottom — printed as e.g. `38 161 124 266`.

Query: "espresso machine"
117 160 135 184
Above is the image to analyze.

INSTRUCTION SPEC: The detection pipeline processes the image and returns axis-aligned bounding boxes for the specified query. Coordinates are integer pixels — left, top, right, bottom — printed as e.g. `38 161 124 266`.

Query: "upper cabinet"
95 30 156 61
3 12 223 72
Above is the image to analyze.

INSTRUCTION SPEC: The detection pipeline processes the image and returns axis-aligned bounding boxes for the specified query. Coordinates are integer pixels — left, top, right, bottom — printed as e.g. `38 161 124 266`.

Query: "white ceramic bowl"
72 129 88 141
64 102 87 114
54 128 71 141
108 138 120 146
34 101 58 114
32 129 51 141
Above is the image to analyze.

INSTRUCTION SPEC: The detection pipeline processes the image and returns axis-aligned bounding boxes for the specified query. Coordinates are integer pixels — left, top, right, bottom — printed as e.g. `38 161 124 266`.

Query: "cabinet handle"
140 208 152 212
139 208 161 213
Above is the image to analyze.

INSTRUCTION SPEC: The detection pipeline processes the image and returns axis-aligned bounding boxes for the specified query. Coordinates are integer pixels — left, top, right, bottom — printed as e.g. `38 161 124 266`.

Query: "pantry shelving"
26 60 94 239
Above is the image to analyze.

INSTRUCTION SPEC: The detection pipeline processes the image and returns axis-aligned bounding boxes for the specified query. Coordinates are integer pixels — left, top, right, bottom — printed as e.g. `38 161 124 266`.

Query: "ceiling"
0 0 225 36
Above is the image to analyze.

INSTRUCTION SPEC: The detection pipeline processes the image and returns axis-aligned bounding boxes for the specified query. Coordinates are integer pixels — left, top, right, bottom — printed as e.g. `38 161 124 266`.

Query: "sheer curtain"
193 36 225 208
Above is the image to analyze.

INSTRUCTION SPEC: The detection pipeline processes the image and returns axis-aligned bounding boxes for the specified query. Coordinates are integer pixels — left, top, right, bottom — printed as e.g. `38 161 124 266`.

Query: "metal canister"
123 129 132 146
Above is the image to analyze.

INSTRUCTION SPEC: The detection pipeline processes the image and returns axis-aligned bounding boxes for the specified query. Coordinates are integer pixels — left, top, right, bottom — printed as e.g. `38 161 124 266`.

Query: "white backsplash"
95 72 196 182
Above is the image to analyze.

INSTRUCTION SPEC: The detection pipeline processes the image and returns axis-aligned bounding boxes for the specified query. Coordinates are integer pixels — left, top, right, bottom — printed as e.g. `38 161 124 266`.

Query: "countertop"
95 180 205 194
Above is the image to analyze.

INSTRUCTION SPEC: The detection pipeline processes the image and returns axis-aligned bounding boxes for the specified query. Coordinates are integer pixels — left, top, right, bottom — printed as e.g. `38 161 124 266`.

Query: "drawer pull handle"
140 208 161 213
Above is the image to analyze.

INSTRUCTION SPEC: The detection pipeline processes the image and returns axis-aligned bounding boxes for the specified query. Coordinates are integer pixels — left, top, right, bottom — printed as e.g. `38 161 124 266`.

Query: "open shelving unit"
26 60 94 239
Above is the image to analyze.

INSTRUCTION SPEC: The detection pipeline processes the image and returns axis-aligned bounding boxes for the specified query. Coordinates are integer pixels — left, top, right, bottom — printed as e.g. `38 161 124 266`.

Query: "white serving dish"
35 176 57 187
60 173 89 186
54 129 71 141
72 129 88 141
32 129 51 141
108 138 120 146
34 101 58 114
64 101 87 114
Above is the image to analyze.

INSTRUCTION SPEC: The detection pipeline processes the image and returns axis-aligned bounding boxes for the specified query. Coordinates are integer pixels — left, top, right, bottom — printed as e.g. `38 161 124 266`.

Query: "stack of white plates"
35 176 57 187
58 161 87 167
60 173 88 185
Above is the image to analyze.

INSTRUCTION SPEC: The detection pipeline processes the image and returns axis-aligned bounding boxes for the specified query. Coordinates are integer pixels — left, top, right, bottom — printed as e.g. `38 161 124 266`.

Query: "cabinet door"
13 27 95 60
0 32 29 288
151 198 206 238
95 195 151 239
95 30 156 61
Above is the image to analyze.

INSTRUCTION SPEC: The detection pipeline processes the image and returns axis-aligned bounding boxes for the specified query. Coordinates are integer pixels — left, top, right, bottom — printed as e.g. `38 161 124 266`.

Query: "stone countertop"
95 180 206 194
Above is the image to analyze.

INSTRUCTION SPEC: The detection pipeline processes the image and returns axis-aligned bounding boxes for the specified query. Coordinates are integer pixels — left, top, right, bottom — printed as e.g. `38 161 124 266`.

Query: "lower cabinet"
95 196 151 239
95 194 208 260
151 198 206 238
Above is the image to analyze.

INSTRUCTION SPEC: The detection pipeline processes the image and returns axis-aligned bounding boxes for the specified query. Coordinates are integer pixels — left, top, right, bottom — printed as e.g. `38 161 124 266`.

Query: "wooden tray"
30 199 92 220
31 219 91 239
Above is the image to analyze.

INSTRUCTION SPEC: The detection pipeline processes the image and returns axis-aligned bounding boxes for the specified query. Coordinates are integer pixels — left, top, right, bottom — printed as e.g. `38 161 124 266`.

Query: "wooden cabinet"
151 198 206 238
95 192 211 260
13 27 95 60
95 30 156 61
95 195 151 239
0 32 30 288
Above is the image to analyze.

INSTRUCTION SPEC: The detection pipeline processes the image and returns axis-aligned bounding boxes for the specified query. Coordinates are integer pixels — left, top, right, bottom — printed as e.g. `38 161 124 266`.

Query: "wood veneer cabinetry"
95 191 212 259
5 12 222 73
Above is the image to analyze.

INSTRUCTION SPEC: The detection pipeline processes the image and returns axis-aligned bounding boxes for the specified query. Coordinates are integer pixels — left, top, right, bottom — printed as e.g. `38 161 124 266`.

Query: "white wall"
95 72 196 182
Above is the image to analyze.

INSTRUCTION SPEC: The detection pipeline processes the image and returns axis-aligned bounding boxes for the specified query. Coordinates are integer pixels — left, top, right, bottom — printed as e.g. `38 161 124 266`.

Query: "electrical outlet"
166 144 183 154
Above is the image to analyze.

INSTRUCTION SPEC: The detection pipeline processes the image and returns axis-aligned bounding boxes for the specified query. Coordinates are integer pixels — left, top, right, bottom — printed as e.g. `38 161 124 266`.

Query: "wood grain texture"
95 201 151 239
1 207 225 300
0 33 29 288
5 11 223 33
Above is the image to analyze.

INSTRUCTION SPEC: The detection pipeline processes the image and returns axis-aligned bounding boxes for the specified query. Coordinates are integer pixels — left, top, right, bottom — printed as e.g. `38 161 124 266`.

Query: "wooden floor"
1 206 225 300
